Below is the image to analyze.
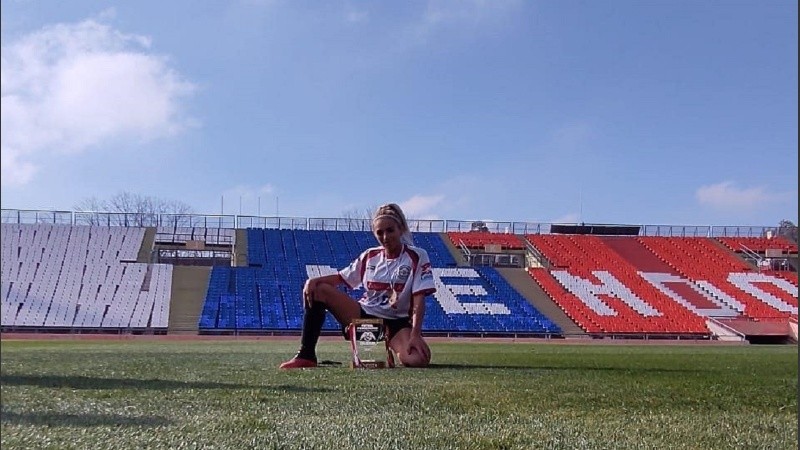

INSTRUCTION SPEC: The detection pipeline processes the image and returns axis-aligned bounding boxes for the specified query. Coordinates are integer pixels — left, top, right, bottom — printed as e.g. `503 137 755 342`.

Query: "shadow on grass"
0 374 332 393
0 408 173 427
427 363 708 373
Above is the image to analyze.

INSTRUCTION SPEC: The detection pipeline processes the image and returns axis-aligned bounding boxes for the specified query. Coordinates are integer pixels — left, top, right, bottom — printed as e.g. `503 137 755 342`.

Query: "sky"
1 0 797 227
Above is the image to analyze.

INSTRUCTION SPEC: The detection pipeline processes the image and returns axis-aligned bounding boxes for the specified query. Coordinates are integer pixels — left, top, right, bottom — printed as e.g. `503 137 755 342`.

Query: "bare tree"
777 219 798 243
340 205 376 231
74 192 194 227
73 196 110 226
339 204 430 232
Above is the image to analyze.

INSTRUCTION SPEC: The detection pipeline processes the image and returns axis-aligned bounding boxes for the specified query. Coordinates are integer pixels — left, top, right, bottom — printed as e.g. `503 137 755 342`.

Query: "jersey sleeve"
338 251 366 289
412 247 436 296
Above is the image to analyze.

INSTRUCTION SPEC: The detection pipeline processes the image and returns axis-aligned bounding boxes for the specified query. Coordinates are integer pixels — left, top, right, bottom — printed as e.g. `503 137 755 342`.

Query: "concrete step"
496 267 585 336
168 266 212 332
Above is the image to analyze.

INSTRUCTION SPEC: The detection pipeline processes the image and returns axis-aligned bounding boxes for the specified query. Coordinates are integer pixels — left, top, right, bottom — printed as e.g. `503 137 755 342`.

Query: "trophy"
348 318 394 369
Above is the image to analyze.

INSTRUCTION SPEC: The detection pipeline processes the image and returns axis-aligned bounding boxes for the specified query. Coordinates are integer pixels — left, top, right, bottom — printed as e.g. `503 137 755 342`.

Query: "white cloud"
0 147 37 185
406 0 522 43
1 17 196 187
695 181 786 210
550 213 580 224
95 8 118 22
401 194 445 220
344 4 369 24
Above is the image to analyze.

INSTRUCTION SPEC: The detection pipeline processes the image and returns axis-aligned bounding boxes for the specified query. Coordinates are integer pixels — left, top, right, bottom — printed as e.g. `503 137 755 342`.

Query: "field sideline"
1 339 797 450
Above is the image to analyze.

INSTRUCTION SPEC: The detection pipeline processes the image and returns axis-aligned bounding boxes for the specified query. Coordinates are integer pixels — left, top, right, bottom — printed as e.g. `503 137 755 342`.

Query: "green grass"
1 339 797 450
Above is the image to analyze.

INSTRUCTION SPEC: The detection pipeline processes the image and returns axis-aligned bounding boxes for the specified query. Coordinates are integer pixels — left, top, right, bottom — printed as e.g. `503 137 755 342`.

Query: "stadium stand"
525 234 708 335
155 227 235 246
1 223 171 331
762 270 798 285
447 231 526 250
2 210 797 342
197 229 559 335
716 236 797 254
413 232 461 267
638 237 797 319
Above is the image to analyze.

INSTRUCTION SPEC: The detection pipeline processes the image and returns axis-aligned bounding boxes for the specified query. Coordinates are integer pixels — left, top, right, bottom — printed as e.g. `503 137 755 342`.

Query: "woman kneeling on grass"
280 203 435 369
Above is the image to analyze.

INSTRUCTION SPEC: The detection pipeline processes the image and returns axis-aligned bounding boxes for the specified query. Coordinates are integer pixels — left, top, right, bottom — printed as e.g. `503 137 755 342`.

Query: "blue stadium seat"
198 230 561 336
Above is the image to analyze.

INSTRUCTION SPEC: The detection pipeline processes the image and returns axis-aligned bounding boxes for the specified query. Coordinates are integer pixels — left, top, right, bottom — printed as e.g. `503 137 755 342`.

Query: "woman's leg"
388 328 431 368
292 283 361 362
312 283 363 326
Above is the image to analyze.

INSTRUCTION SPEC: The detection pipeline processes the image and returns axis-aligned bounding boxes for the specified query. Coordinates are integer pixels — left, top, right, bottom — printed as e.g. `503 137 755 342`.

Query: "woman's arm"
410 292 426 337
406 292 431 364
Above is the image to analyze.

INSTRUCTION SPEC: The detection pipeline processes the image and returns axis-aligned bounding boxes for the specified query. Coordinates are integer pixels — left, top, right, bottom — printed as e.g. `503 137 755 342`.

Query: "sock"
297 301 326 361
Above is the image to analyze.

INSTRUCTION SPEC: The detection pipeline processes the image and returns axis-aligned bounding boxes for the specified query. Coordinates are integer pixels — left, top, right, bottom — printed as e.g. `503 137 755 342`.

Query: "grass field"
1 339 797 450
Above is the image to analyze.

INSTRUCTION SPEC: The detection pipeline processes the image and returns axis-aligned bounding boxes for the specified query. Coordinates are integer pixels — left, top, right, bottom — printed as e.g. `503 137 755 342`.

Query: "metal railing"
0 208 782 238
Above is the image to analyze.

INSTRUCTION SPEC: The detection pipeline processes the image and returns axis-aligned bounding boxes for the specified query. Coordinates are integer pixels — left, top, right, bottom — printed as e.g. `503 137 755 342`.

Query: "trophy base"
350 360 387 369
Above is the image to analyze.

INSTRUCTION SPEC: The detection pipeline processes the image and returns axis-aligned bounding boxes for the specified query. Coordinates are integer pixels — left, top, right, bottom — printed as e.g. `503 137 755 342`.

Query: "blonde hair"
372 203 414 245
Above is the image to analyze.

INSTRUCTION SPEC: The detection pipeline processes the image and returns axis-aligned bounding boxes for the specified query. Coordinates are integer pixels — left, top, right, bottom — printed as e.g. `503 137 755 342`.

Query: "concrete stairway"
705 318 746 342
137 227 157 263
438 232 470 267
233 229 249 267
168 266 211 333
496 267 585 336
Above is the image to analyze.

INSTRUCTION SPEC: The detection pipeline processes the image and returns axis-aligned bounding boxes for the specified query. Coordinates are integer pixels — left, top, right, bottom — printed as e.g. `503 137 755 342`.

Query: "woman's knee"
398 349 431 368
399 354 430 368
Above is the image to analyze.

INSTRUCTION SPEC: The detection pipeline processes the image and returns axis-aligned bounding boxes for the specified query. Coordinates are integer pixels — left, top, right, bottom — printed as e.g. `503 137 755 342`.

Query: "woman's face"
373 217 402 251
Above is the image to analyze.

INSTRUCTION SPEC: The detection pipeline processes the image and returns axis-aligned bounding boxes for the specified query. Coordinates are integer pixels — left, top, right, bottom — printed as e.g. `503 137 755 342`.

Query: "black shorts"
341 308 411 341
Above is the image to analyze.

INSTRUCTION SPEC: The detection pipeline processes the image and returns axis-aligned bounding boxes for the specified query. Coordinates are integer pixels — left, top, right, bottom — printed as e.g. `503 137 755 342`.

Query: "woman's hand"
405 332 431 364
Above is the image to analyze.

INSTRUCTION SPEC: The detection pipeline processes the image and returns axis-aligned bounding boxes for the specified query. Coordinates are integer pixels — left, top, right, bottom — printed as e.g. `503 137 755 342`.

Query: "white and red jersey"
338 244 436 319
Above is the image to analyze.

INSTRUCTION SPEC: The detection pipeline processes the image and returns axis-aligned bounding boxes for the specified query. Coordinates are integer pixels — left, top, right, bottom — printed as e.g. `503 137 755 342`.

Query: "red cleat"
279 357 317 369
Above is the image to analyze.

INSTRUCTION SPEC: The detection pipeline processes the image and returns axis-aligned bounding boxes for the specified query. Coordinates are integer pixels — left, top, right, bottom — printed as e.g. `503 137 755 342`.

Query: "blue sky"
1 0 797 227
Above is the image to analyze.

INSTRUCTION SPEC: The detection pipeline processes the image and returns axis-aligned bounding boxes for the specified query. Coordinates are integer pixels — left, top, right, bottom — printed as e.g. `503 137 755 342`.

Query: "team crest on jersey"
397 265 411 281
420 262 432 280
